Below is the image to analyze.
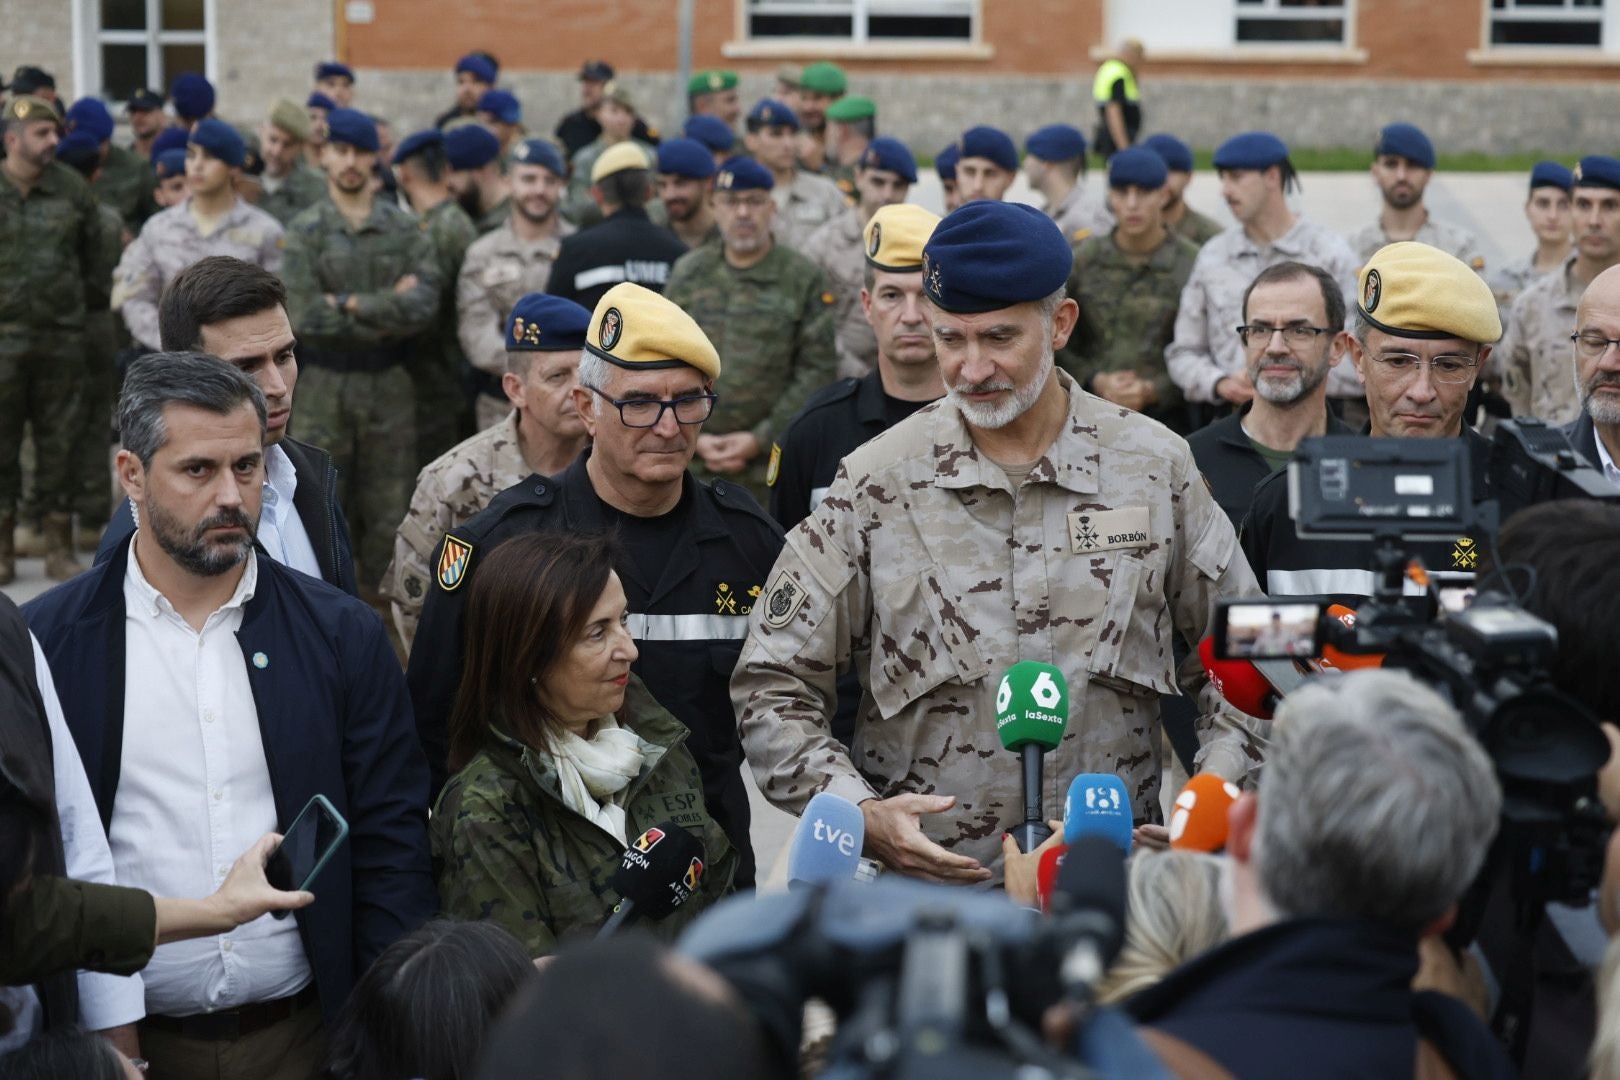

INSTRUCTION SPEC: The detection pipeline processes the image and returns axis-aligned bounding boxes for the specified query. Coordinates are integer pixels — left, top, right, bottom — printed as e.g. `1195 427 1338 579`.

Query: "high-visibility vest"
1093 58 1140 104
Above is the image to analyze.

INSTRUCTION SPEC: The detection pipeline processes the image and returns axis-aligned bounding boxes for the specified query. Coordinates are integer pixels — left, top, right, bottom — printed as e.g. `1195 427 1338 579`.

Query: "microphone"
787 791 866 890
1048 834 1129 1000
995 661 1070 853
1061 773 1133 853
1319 603 1386 672
1035 843 1068 914
598 821 706 938
1168 773 1241 853
1197 636 1280 720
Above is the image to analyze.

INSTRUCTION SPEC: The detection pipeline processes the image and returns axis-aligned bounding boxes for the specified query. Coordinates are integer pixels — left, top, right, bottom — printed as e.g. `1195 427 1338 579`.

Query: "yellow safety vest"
1092 58 1140 104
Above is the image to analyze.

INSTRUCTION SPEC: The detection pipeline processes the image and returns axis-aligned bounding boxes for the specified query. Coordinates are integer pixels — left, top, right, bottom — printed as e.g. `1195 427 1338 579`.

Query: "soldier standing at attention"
1092 39 1144 160
656 138 720 250
475 90 525 159
151 148 187 208
394 129 480 465
800 137 916 378
281 108 440 593
304 92 334 168
935 143 962 214
1058 148 1198 432
555 61 659 160
821 94 876 197
733 200 1264 883
436 52 497 130
687 69 743 130
384 294 591 649
1140 133 1223 248
664 156 838 501
67 97 155 235
314 61 356 107
125 88 167 161
1348 123 1484 271
445 124 511 235
545 143 687 313
794 62 847 175
258 100 327 226
459 138 575 430
744 99 846 252
954 126 1018 204
1490 161 1573 316
1025 123 1111 241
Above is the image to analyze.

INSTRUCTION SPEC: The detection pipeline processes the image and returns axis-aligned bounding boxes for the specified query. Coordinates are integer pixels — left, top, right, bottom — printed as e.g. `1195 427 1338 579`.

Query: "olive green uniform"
410 198 479 466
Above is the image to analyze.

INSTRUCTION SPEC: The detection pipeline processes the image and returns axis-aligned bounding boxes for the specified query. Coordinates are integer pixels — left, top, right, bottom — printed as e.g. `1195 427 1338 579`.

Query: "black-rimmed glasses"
585 384 717 427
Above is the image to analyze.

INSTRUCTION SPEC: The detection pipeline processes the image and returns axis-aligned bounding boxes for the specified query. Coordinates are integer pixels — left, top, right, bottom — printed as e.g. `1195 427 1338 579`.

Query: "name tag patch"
1068 507 1151 554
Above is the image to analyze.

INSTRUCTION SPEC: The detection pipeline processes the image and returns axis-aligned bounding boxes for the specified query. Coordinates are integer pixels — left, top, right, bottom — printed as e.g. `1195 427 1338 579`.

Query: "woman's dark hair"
158 255 288 352
447 530 619 772
0 1029 128 1080
322 920 536 1080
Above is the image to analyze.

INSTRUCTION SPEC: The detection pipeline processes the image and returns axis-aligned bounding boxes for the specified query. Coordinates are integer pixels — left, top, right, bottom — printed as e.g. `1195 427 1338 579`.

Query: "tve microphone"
1319 603 1385 672
1197 636 1280 720
1168 773 1241 853
598 821 706 938
1035 843 1069 914
995 661 1070 853
1049 834 1129 1000
1062 773 1132 853
787 791 866 890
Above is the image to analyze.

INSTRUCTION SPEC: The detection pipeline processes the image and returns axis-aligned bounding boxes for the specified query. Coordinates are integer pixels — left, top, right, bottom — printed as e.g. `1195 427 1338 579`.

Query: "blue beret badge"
512 317 542 347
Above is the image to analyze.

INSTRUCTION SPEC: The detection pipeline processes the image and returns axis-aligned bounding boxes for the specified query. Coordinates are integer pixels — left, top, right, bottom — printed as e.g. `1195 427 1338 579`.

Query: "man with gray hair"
24 353 434 1079
1129 669 1514 1078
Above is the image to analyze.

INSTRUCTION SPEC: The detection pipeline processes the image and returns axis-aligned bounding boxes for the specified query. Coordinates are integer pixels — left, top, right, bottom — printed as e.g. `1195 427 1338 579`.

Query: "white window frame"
1487 0 1608 48
742 0 978 45
1233 0 1352 46
71 0 218 102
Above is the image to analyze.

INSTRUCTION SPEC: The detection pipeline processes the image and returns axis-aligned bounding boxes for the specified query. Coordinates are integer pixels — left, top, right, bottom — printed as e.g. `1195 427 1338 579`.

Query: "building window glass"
94 0 208 101
1489 0 1603 46
1234 0 1349 43
745 0 975 43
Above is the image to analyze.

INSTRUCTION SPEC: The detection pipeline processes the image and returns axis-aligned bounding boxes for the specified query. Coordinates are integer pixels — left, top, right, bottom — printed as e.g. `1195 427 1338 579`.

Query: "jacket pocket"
1088 551 1178 697
869 570 989 719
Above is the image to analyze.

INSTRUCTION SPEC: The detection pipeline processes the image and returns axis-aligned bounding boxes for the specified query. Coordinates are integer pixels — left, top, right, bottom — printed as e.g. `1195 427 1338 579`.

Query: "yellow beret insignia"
599 307 623 351
1471 256 1486 271
867 221 882 259
1362 269 1381 313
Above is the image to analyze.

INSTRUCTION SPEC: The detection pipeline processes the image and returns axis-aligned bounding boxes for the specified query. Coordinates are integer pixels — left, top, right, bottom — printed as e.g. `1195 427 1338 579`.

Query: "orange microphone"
1168 773 1242 853
1319 604 1385 672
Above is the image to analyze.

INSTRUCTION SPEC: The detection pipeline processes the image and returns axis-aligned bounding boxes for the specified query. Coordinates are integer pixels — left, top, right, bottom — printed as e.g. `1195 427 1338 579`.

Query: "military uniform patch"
599 307 623 350
867 222 882 258
1066 507 1151 554
1470 255 1486 272
763 569 807 628
1362 269 1382 313
1451 536 1478 570
715 582 739 614
437 535 474 591
766 442 782 487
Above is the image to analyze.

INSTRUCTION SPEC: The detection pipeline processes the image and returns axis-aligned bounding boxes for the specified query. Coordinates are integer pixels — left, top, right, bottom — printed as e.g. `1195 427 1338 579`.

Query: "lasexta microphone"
1061 773 1132 853
599 821 706 938
1035 843 1068 914
1168 773 1241 853
994 661 1070 853
787 791 866 889
1197 636 1280 720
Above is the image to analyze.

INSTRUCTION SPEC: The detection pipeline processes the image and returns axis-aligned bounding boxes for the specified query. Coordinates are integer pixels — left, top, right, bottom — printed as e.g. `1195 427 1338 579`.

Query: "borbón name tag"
1067 507 1151 555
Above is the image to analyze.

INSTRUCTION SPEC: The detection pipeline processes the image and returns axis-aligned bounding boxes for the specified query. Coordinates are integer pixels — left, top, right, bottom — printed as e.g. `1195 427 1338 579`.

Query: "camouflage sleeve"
1164 258 1224 404
259 220 286 276
281 224 352 341
111 230 164 352
352 227 441 337
456 248 510 377
1496 294 1532 416
85 207 122 312
436 784 558 957
381 466 450 652
734 465 876 815
760 268 838 446
1321 237 1365 399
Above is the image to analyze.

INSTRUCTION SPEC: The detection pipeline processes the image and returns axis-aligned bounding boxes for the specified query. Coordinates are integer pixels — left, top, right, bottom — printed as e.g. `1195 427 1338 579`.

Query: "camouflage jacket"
432 675 737 956
258 161 328 226
414 198 479 377
382 410 531 649
282 197 441 350
456 218 575 378
799 206 878 378
86 203 124 313
112 197 286 351
1048 184 1113 243
0 161 108 330
1495 255 1582 424
733 369 1267 877
1169 206 1224 248
1488 252 1559 328
93 142 156 234
771 169 849 253
1348 216 1485 273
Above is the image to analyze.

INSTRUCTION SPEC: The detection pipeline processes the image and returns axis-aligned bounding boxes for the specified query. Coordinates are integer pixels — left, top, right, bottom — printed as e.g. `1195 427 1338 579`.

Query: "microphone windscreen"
787 791 866 889
1320 604 1385 671
1197 636 1276 720
1168 773 1241 853
995 660 1070 752
1036 843 1068 914
1052 833 1128 967
1062 773 1132 852
610 821 706 921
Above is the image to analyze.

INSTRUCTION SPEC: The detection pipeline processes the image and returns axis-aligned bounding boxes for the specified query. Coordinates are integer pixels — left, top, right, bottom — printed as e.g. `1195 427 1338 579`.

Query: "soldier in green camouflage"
663 156 838 503
1141 134 1224 248
1059 148 1199 433
0 96 110 582
65 97 155 236
257 100 328 226
281 108 440 592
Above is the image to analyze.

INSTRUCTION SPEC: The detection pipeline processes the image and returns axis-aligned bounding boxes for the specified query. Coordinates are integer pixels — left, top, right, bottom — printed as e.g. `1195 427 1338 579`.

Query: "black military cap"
579 59 615 82
6 66 55 94
127 88 165 112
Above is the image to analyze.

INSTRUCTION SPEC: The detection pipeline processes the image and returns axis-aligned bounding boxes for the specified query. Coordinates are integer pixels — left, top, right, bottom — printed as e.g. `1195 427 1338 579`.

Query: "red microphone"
1036 843 1069 914
1168 773 1241 853
1319 604 1385 672
1197 636 1280 720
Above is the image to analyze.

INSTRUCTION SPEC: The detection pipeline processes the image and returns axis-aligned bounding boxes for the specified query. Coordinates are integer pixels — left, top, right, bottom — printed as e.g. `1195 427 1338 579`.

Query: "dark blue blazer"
23 535 436 1021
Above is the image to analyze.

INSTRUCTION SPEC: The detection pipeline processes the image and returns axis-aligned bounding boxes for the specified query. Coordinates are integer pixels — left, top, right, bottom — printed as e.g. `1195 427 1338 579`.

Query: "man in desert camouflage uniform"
734 201 1266 883
1347 123 1484 272
798 136 915 378
384 294 590 649
744 98 846 252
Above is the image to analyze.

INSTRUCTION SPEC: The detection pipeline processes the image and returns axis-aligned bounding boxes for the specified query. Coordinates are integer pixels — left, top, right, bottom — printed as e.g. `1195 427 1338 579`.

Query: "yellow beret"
6 95 60 128
590 140 650 184
587 283 721 379
863 203 941 273
1357 241 1501 344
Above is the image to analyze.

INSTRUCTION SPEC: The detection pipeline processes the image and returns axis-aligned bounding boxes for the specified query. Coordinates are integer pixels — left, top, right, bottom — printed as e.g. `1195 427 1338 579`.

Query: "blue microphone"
787 791 867 890
1062 773 1132 853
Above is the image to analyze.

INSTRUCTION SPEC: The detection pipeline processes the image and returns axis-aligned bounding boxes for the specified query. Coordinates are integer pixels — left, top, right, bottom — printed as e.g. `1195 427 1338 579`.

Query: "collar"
558 448 733 544
496 220 566 256
1558 253 1587 309
932 368 1099 495
263 442 298 506
125 538 258 621
1216 401 1354 450
1594 420 1620 479
325 196 393 233
1237 215 1315 259
855 369 890 426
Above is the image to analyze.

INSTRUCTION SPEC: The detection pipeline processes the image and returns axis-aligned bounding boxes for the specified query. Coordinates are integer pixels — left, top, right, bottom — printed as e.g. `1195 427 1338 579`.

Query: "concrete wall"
4 1 75 100
211 0 335 123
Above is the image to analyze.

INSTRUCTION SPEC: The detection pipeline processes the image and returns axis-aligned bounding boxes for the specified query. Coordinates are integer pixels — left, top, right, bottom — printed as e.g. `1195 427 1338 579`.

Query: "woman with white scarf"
431 531 737 956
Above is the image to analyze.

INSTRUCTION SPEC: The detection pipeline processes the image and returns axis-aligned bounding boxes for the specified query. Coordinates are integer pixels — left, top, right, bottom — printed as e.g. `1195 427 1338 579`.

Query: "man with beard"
458 138 576 430
545 143 687 313
256 100 326 227
1189 262 1357 526
125 88 168 162
24 353 434 1080
656 138 719 250
435 52 497 130
1563 263 1620 483
1349 123 1484 270
733 200 1264 883
282 108 440 594
445 124 511 235
687 69 743 130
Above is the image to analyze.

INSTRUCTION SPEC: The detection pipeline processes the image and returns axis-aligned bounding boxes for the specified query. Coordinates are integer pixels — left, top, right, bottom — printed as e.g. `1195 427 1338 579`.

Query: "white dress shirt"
257 443 322 581
110 546 311 1017
1593 426 1620 488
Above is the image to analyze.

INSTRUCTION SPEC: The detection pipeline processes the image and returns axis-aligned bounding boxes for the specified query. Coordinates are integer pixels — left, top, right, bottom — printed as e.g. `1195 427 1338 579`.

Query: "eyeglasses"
1571 332 1620 360
1366 353 1480 384
1235 324 1333 347
585 384 717 428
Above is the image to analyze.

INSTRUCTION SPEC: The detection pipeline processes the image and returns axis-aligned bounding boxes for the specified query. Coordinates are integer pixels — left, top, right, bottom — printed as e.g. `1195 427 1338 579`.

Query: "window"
1489 0 1603 46
745 0 975 43
90 0 209 101
1234 0 1349 44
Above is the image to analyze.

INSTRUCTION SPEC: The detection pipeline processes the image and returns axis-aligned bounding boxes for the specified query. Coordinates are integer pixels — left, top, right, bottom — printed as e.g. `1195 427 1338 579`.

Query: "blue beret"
1574 155 1620 191
324 108 379 153
314 61 354 82
1107 147 1168 190
54 130 103 173
746 98 799 132
477 89 521 125
506 293 591 353
150 126 189 161
682 114 734 154
511 138 565 175
66 98 114 143
935 143 960 181
188 118 245 167
959 126 1017 173
857 136 917 183
306 92 336 112
393 128 443 164
154 148 187 179
715 155 774 192
1141 133 1193 173
1375 122 1435 170
657 138 716 180
444 124 501 170
170 73 214 121
1530 160 1574 193
1025 123 1086 163
455 53 497 84
921 201 1073 314
1212 131 1290 171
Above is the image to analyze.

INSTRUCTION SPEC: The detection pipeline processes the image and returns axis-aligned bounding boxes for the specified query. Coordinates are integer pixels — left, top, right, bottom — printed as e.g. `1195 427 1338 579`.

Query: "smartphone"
1212 599 1326 661
265 794 349 912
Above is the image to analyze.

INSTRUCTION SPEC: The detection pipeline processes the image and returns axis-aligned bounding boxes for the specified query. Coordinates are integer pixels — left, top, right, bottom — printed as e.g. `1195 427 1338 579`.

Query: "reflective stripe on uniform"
626 612 752 641
1266 567 1471 598
575 264 628 291
1092 58 1139 103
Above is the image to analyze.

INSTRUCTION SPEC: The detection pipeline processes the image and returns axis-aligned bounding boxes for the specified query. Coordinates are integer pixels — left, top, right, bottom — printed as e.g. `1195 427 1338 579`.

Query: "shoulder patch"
820 291 836 306
1071 228 1092 243
437 535 474 591
766 443 782 487
1471 255 1486 271
762 568 808 628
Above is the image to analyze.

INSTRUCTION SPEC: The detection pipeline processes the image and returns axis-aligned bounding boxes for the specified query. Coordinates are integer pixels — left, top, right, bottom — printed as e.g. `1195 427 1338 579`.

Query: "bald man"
1566 264 1620 485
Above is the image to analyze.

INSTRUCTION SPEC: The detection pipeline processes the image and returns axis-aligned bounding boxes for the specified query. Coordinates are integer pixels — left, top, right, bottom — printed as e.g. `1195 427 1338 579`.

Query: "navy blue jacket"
23 535 435 1021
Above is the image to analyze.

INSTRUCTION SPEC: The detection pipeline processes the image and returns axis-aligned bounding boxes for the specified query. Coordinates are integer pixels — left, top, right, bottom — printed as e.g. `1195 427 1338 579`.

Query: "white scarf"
548 717 647 845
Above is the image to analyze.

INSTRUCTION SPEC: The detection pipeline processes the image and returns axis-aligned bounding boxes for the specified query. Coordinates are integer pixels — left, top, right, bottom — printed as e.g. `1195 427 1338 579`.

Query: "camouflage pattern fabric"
258 160 328 226
1169 206 1225 248
456 217 575 401
93 142 157 234
1488 252 1556 322
1348 216 1485 274
1495 255 1582 424
77 202 125 524
771 169 848 253
1047 184 1113 243
409 198 479 466
798 206 877 378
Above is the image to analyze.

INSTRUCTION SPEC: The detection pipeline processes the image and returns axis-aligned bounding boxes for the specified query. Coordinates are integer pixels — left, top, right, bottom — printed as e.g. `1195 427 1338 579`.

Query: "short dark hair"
119 351 268 466
0 1029 128 1080
400 142 449 184
597 167 650 210
159 256 288 352
322 920 535 1080
1241 260 1346 331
